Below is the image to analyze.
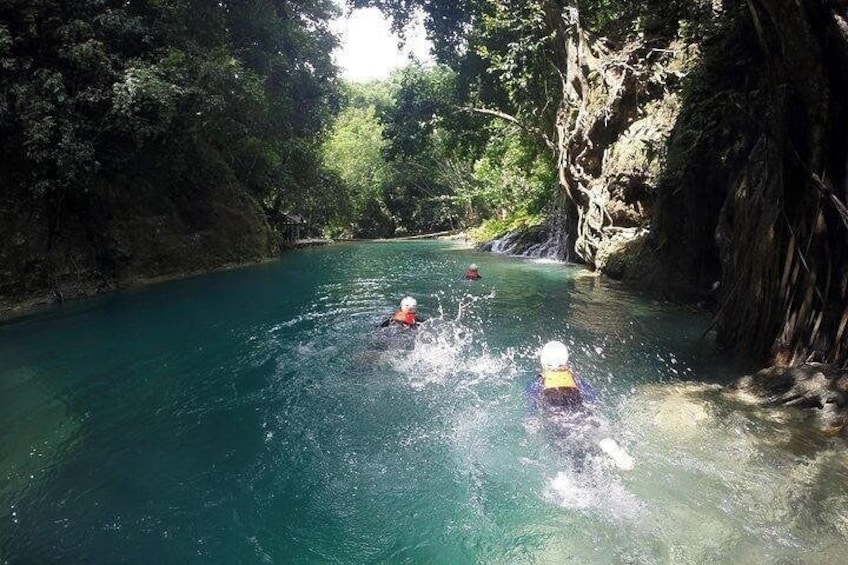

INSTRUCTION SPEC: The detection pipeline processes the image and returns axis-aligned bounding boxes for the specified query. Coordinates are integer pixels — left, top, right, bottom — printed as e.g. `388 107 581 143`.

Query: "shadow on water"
1 241 846 563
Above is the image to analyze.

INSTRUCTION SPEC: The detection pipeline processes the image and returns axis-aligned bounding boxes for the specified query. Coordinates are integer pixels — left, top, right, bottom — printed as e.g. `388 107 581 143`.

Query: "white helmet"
469 263 479 270
540 341 569 369
400 296 417 312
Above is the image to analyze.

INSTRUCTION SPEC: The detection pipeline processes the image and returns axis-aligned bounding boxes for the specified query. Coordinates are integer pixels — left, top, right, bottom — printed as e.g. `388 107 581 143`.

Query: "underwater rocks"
730 364 848 438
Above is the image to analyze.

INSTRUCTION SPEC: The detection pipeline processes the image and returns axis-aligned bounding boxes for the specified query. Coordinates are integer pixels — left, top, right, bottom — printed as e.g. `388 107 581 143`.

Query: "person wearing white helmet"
464 263 481 280
526 340 596 413
379 296 425 328
525 341 635 471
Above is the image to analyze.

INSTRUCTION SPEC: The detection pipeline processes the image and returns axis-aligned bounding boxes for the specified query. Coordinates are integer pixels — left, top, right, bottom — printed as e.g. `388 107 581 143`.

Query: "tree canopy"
1 0 341 233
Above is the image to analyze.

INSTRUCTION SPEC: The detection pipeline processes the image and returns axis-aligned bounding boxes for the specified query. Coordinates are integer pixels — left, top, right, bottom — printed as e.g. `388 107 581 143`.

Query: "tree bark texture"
648 0 848 365
713 0 848 364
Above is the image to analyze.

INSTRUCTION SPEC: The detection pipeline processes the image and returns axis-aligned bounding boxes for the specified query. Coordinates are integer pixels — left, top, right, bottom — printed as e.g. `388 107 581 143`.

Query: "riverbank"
334 230 465 243
0 239 334 322
0 257 272 322
291 238 334 248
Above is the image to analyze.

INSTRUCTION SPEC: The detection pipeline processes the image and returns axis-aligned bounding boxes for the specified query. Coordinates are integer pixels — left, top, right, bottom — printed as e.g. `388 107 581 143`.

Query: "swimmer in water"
464 263 482 280
526 341 634 470
380 296 426 329
526 341 596 413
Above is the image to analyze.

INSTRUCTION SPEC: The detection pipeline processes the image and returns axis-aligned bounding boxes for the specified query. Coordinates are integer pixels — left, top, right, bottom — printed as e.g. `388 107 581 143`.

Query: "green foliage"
322 102 389 233
1 0 341 243
0 0 714 270
339 0 712 242
381 64 458 160
321 66 468 236
344 80 394 114
340 1 562 238
320 49 557 237
110 62 183 142
469 122 556 215
467 210 545 243
377 64 465 234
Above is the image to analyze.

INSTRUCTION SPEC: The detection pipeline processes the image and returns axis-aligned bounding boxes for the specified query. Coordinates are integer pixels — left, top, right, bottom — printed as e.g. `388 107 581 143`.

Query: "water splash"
545 468 643 521
387 318 513 390
372 291 516 390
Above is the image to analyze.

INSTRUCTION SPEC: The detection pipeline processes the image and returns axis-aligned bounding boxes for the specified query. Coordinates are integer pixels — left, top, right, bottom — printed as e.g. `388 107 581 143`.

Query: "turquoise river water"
1 241 847 564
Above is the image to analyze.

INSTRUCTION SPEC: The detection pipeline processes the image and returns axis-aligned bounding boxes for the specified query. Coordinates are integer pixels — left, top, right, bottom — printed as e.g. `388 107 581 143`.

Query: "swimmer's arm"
577 377 598 402
525 375 542 415
378 317 392 328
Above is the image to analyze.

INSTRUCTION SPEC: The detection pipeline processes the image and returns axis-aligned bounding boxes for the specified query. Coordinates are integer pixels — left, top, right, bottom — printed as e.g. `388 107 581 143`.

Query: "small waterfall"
484 219 571 262
489 231 522 254
521 219 570 261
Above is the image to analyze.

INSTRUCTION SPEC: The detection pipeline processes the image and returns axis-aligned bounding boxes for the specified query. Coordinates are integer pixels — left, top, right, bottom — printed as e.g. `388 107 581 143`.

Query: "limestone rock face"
593 228 649 279
480 37 694 267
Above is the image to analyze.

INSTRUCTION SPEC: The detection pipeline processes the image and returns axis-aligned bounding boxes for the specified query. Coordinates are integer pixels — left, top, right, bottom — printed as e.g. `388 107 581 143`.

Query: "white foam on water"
522 406 644 521
543 465 644 522
545 471 593 509
452 290 496 322
386 315 517 391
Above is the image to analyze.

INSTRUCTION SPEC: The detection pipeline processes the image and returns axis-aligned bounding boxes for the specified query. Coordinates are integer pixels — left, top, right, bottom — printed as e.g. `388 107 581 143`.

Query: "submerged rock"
729 364 848 437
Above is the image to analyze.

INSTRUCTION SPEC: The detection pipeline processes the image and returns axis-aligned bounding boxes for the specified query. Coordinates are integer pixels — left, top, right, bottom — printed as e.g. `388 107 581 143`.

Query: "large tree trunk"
712 0 848 364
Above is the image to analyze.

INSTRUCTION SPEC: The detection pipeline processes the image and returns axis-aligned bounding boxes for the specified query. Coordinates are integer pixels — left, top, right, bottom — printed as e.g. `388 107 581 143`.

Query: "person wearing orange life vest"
526 341 596 414
379 296 426 328
464 263 481 280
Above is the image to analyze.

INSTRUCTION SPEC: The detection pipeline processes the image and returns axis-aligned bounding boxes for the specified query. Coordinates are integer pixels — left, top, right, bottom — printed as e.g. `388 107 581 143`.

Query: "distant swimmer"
464 263 482 280
526 340 634 470
380 296 426 329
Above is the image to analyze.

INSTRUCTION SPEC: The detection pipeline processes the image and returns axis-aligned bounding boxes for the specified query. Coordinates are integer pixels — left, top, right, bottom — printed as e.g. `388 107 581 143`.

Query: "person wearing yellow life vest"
526 340 596 414
525 341 635 470
380 296 426 328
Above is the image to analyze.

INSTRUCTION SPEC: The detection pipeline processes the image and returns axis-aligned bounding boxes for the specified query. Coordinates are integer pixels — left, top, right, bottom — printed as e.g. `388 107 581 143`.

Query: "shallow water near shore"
2 241 846 563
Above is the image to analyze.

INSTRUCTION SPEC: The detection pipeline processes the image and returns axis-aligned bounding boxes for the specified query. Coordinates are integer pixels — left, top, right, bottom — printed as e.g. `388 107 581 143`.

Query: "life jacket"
465 270 480 280
541 368 582 408
392 310 417 325
542 369 578 390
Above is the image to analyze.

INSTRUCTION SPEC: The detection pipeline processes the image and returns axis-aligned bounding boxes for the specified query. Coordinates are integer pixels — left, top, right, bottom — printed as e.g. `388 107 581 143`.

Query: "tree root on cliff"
553 8 685 266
